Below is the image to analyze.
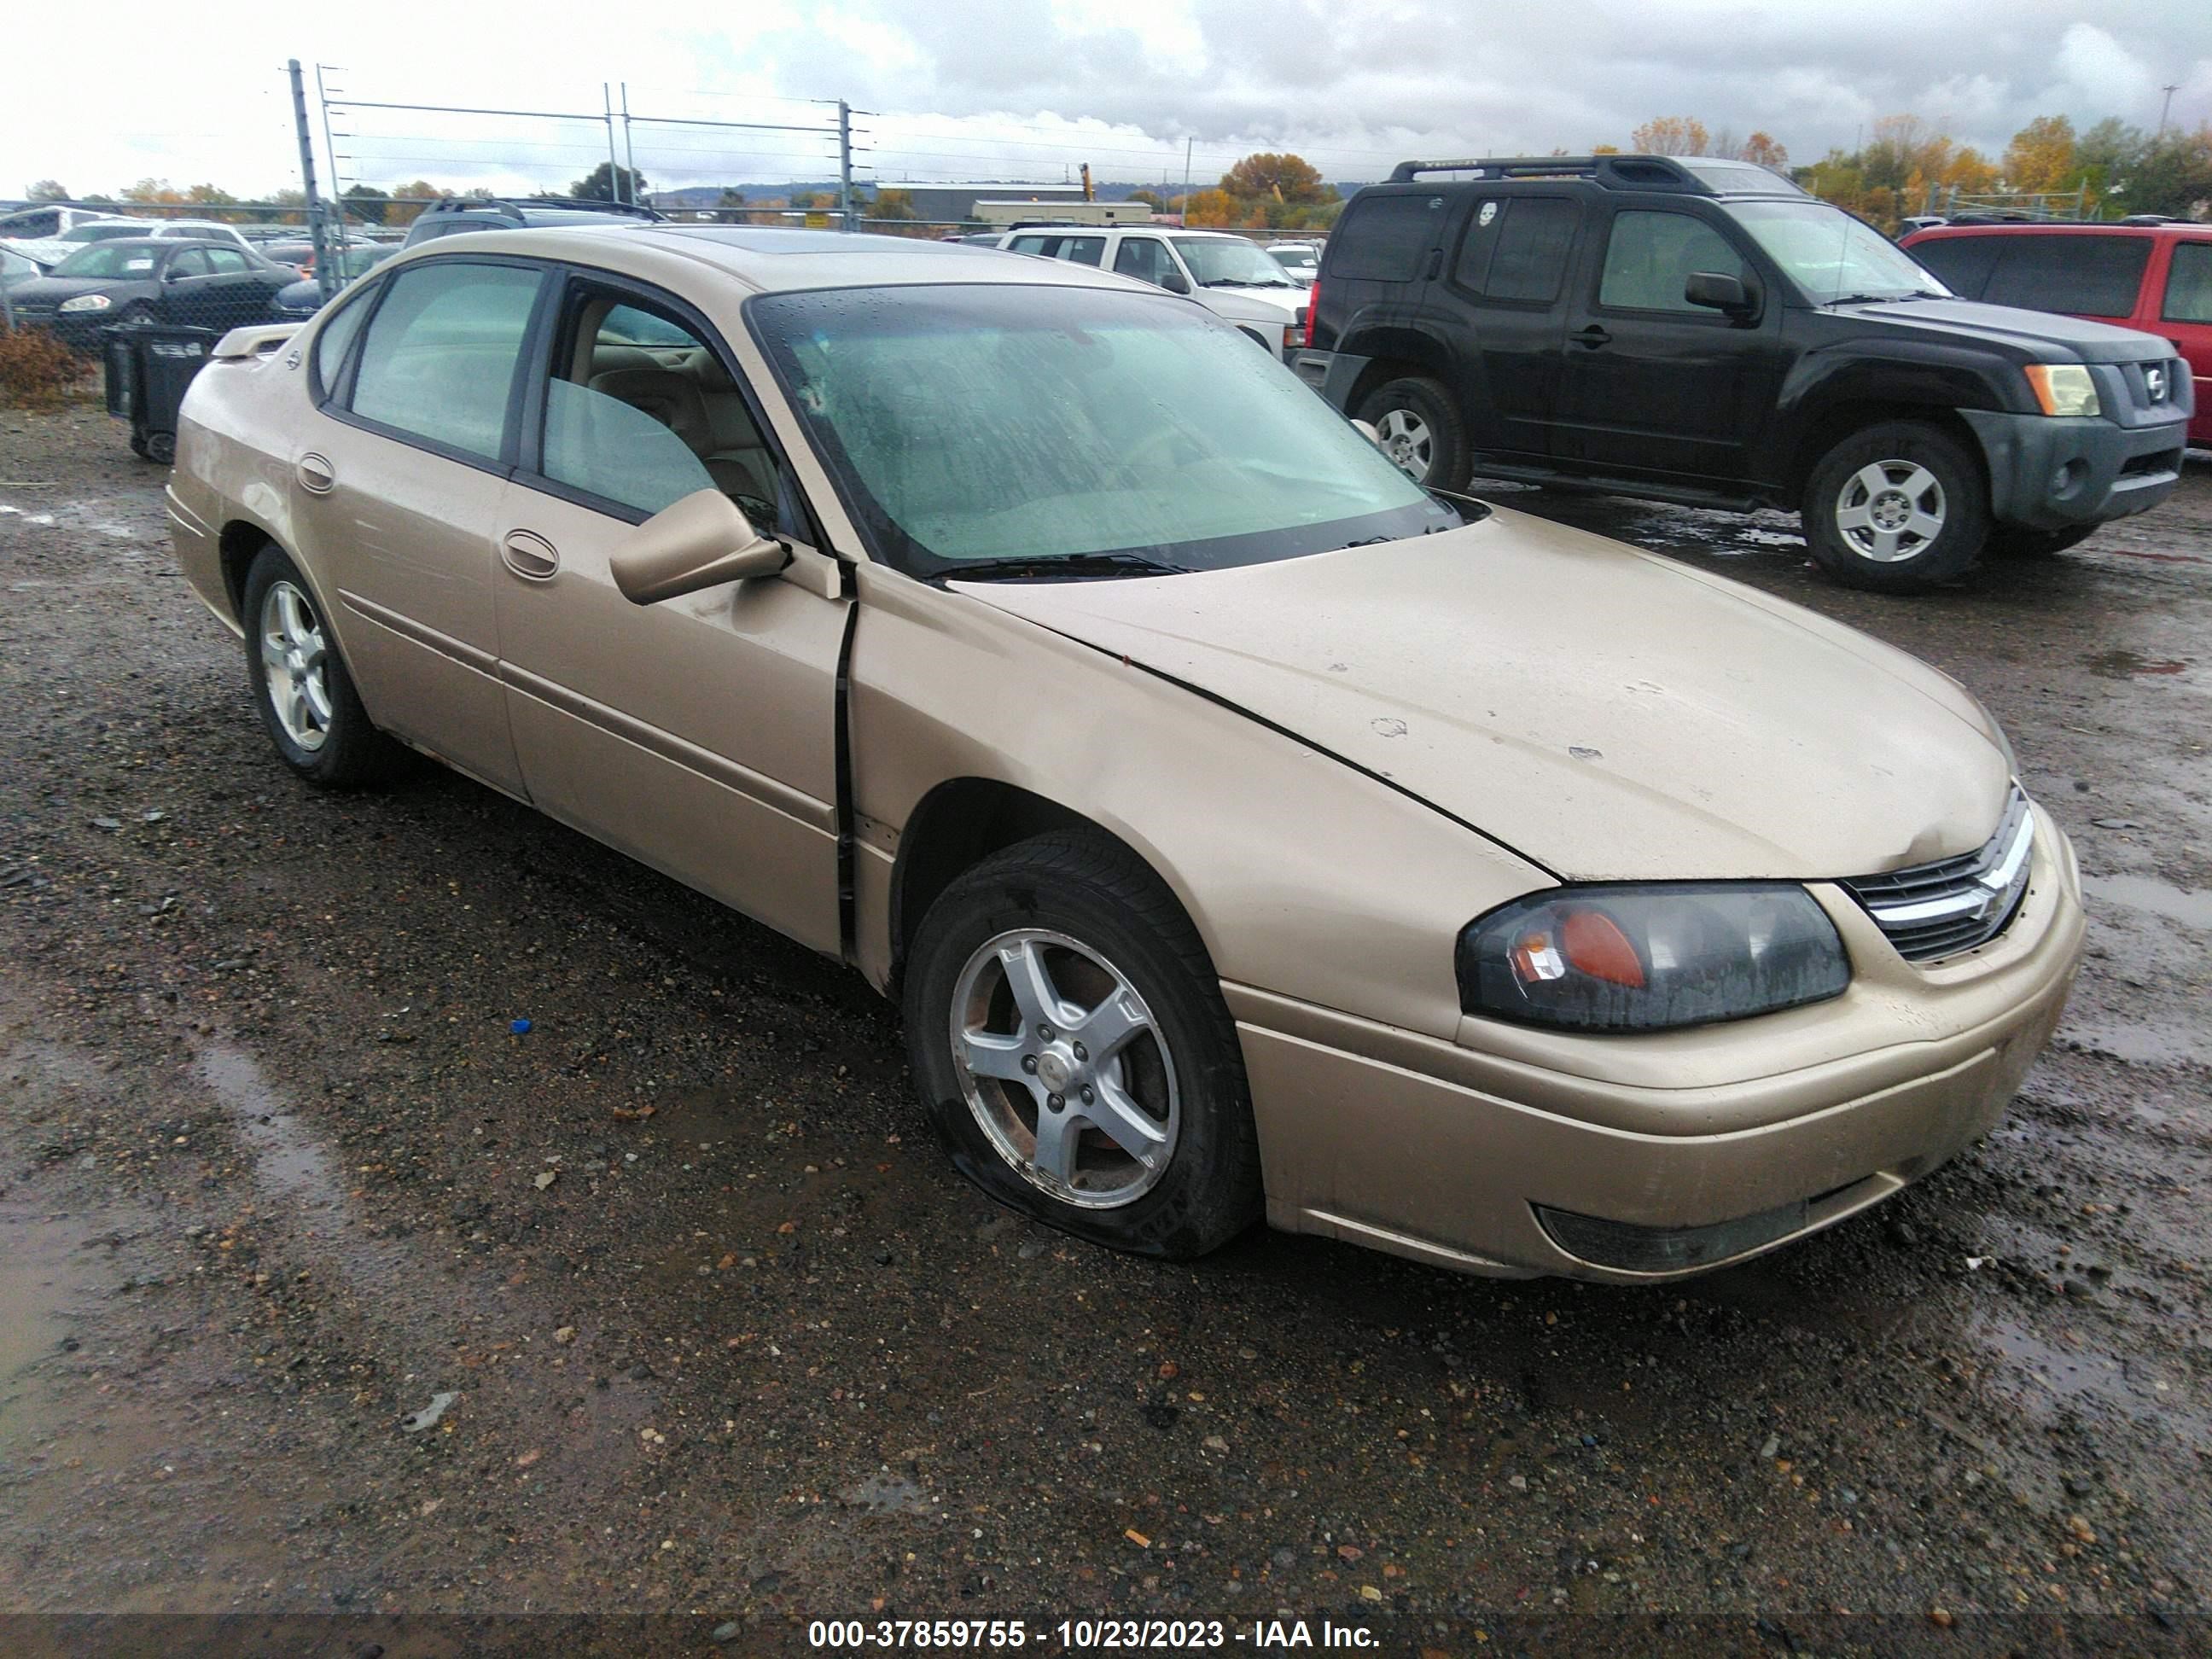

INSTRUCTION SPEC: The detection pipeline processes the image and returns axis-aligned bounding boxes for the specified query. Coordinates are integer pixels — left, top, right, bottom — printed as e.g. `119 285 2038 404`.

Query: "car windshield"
748 283 1460 579
50 242 162 278
1727 201 1949 304
1170 237 1302 288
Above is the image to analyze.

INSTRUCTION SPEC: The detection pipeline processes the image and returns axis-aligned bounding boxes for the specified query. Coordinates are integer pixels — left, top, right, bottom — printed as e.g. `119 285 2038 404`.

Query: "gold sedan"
166 226 2083 1280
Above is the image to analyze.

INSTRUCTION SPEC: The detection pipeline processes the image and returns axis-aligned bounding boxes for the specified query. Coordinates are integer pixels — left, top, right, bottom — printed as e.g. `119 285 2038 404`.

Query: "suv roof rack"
419 195 666 221
1385 154 1802 196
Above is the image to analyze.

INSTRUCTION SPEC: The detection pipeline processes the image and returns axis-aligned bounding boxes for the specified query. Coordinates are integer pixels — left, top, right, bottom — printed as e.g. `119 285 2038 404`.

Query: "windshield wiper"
1825 291 1925 307
939 551 1188 583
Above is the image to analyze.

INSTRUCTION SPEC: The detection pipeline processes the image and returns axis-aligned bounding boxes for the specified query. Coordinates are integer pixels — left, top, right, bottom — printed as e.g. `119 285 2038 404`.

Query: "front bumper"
1228 807 2084 1283
1963 405 2189 531
1292 347 1364 410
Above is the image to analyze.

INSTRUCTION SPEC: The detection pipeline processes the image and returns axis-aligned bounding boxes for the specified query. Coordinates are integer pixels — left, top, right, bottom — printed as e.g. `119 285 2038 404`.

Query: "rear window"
1907 235 2002 300
2163 242 2212 324
1982 235 2151 318
1455 197 1579 304
1329 193 1445 282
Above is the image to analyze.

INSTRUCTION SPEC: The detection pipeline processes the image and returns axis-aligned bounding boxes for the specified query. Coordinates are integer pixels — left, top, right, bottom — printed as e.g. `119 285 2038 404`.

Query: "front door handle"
501 530 559 581
295 452 335 494
1573 325 1612 350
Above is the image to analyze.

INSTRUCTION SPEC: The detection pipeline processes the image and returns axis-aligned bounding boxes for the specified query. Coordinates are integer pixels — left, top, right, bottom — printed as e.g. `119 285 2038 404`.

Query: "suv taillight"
1305 279 1319 348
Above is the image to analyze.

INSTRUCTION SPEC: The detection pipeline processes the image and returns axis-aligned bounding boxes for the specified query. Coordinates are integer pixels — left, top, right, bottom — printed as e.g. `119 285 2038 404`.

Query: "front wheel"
1802 421 1988 593
903 832 1261 1259
1354 375 1470 492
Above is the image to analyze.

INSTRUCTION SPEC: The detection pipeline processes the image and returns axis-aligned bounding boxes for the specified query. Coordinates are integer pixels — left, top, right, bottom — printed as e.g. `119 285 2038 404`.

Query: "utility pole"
838 101 855 232
287 60 333 302
1182 137 1193 202
2158 83 2180 135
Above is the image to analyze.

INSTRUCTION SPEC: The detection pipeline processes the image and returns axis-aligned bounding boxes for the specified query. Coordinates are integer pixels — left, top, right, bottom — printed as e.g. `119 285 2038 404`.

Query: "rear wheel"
1803 421 1988 593
903 832 1261 1259
1986 523 2096 558
242 545 409 788
1355 375 1470 492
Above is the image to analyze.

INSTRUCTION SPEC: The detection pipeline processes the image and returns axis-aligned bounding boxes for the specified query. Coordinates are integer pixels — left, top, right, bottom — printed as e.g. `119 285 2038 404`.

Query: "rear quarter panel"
170 330 313 632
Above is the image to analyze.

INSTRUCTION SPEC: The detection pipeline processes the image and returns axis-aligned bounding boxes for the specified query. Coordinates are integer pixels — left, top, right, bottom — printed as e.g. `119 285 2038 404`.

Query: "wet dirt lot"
0 399 2208 1656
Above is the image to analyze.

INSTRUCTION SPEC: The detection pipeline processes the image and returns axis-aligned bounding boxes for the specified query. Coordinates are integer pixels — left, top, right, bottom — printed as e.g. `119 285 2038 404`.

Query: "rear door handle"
1573 325 1611 350
501 530 559 581
295 452 335 494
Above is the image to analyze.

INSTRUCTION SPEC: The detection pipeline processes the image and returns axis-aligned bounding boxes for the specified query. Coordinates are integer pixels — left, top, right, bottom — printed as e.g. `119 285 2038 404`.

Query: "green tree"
2114 125 2212 218
26 179 67 201
341 183 390 225
569 161 648 203
869 188 916 220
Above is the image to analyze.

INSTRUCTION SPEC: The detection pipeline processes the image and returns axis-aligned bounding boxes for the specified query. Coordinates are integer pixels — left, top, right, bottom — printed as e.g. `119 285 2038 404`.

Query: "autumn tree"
1740 131 1789 172
122 178 186 204
1182 187 1240 227
1630 117 1710 156
383 180 449 227
2003 115 2076 193
1220 153 1331 205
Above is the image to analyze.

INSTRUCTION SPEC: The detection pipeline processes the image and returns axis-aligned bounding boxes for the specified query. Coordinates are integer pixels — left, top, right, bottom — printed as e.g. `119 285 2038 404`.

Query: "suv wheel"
1804 421 1988 593
1355 376 1470 492
903 832 1262 1259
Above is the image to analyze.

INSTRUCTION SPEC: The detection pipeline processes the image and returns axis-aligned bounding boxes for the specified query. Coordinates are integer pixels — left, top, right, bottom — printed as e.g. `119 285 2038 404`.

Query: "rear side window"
1330 194 1443 281
1907 235 2001 299
205 247 252 274
1061 236 1105 267
310 285 376 399
349 261 542 462
1598 211 1749 312
1982 236 2151 317
1457 197 1579 303
2163 243 2212 324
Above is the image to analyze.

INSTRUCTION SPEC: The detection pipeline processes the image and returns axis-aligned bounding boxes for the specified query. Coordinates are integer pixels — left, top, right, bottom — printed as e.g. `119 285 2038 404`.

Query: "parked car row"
4 237 298 348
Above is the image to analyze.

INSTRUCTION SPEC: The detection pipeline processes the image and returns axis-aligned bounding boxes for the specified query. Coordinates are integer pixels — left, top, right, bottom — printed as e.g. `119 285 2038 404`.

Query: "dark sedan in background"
6 237 294 349
272 242 401 321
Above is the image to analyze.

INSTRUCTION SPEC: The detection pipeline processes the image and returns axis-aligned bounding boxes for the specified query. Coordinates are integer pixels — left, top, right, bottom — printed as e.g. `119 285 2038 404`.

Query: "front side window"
1727 200 1945 304
534 288 773 521
1983 235 2151 318
1111 238 1173 285
748 283 1460 579
1598 211 1750 312
2165 242 2212 324
349 261 542 461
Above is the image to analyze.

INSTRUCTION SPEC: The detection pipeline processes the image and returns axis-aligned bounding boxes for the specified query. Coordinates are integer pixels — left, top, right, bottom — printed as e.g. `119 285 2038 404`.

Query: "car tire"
242 544 409 789
1356 375 1471 492
903 831 1262 1260
1803 421 1988 593
144 430 175 466
1986 523 2096 558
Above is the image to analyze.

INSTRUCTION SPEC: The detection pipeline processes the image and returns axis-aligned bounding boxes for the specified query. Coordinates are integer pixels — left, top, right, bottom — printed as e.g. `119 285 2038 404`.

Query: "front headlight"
1457 883 1850 1033
2023 363 2100 418
57 293 113 314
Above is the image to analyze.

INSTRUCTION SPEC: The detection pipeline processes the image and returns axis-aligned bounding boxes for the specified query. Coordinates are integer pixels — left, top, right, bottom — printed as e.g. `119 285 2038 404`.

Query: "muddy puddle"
0 1205 105 1448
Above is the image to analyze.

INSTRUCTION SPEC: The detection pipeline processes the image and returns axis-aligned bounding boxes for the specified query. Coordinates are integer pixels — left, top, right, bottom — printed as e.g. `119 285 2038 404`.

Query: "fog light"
1535 1197 1811 1272
2052 460 2085 498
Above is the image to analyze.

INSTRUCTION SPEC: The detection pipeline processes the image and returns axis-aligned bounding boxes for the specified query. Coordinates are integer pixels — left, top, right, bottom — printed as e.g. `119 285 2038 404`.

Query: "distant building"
872 181 1089 224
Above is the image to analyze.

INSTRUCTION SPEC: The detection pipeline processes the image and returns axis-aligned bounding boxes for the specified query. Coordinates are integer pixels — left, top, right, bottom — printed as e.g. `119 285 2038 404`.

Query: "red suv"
1901 219 2212 445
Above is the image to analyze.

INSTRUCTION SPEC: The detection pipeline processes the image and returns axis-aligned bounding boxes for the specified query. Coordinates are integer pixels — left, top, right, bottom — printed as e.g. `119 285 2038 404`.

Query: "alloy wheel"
948 928 1179 1208
259 579 333 752
1834 458 1946 562
1373 408 1434 481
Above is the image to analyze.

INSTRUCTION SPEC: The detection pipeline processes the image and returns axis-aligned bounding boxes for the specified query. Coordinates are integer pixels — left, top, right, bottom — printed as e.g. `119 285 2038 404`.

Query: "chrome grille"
1842 785 2034 963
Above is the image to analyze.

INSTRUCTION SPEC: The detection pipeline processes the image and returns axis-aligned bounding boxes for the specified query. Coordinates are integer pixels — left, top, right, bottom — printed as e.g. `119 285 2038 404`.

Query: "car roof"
56 236 173 253
406 224 1145 295
1906 221 2212 240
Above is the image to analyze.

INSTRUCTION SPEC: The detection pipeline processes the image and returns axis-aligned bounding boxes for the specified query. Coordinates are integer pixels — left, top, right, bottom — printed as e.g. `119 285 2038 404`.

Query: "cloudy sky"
10 1 2211 203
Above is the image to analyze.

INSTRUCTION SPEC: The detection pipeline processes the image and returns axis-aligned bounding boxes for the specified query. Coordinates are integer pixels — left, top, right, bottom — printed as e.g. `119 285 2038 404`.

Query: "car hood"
954 508 2013 881
6 275 145 303
1835 296 2174 364
275 277 323 309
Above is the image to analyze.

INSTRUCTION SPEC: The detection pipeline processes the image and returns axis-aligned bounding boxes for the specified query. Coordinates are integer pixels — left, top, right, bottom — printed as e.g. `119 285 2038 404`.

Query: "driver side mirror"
163 267 187 282
610 488 789 605
1160 269 1191 295
1685 270 1757 319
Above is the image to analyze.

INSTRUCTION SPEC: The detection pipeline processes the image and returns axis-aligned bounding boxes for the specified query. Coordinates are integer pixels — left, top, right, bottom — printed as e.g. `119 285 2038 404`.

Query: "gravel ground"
0 398 2208 1656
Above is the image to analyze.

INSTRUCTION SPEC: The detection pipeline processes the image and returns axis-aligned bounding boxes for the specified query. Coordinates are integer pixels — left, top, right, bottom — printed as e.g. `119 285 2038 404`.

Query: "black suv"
1297 154 2193 591
400 195 665 247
